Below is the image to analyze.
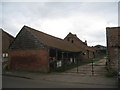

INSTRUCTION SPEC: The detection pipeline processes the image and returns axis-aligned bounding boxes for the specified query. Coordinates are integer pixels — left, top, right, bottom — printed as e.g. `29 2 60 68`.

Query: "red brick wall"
89 51 95 59
8 49 49 72
64 33 87 49
64 33 95 61
79 53 88 61
79 50 95 61
106 28 118 47
106 27 120 72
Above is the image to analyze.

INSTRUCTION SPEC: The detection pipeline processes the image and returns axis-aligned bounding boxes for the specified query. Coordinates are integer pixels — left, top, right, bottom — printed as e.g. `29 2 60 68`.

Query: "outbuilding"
9 26 82 72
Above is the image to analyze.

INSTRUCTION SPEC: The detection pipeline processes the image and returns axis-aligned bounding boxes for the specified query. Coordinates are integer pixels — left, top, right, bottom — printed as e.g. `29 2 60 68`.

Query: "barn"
1 29 14 62
8 25 83 72
64 32 96 61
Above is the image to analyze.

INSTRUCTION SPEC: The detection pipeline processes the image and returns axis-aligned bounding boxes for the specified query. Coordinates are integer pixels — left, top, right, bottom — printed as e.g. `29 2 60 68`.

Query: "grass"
55 55 106 72
105 71 117 78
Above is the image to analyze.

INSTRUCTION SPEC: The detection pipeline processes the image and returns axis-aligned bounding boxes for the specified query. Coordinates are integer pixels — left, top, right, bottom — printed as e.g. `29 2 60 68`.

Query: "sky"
0 1 118 46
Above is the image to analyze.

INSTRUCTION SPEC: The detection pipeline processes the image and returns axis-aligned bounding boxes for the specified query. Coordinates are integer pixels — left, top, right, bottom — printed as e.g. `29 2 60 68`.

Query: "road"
2 58 118 88
3 76 75 88
2 76 117 88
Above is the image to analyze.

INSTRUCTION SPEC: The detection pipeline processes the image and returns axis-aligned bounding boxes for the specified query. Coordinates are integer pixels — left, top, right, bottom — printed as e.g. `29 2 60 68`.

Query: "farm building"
94 45 106 57
0 29 14 62
106 27 120 73
8 25 96 72
64 32 96 60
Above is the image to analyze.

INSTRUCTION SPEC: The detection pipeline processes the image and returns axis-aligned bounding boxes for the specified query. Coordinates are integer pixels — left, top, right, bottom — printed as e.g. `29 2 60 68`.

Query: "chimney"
85 40 87 45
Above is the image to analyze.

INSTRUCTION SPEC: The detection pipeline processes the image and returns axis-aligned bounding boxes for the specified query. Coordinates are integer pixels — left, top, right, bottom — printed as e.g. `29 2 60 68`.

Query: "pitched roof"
23 26 81 52
1 29 14 52
64 32 95 51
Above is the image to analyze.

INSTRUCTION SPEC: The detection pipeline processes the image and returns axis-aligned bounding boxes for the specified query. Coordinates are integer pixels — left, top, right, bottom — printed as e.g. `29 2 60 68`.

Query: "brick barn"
64 32 96 61
106 27 120 73
0 29 14 62
9 25 96 72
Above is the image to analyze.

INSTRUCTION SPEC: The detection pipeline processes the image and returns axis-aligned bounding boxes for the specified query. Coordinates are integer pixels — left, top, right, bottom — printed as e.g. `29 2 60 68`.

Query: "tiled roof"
1 29 14 52
64 32 95 52
24 26 81 52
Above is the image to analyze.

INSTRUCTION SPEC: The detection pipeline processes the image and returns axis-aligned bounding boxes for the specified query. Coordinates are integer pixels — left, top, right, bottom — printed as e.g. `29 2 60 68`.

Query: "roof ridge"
24 25 69 42
23 25 81 52
106 27 120 29
68 32 87 45
2 29 14 38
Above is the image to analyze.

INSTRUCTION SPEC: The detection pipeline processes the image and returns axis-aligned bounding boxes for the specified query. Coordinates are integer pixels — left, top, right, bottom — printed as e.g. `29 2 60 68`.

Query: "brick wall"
8 49 49 72
106 27 120 72
64 33 95 61
64 33 87 48
2 30 14 62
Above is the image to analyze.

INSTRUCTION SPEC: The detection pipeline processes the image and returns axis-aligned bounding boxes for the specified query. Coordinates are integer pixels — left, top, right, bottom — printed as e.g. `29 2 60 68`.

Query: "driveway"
61 58 107 76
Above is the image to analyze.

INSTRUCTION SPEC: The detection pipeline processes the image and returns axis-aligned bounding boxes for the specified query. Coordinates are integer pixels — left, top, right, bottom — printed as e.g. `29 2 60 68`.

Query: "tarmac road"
2 75 117 88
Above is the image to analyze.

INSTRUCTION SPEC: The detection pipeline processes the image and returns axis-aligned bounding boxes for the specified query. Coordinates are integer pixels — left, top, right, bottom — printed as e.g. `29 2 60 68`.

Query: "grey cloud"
0 3 2 27
2 2 118 46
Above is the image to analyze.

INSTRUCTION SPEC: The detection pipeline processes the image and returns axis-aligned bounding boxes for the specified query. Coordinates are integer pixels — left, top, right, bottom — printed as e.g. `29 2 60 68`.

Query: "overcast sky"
0 1 118 46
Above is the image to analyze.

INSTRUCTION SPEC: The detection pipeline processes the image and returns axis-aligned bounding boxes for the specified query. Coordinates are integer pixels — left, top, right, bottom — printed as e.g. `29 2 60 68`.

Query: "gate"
56 56 107 77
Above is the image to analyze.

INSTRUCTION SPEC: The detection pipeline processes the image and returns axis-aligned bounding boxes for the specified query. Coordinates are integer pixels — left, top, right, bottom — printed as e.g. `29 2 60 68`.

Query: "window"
6 53 8 57
2 53 8 58
67 37 74 43
2 53 5 58
67 37 70 41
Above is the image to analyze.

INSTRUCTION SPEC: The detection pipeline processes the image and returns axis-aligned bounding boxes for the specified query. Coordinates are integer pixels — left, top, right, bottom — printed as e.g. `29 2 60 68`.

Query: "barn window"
67 37 74 43
2 53 5 58
6 53 8 57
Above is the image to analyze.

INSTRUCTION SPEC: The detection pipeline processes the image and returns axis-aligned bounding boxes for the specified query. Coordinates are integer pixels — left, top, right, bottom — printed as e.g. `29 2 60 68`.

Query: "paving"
2 58 118 88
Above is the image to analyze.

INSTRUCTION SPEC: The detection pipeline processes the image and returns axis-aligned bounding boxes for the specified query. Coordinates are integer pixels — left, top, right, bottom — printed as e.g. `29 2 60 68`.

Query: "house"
94 45 106 57
64 32 96 61
0 29 14 62
106 27 120 73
